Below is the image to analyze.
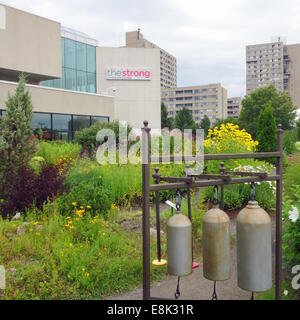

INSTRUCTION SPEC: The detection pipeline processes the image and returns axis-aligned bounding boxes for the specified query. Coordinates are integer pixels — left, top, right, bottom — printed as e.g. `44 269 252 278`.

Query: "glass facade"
0 110 108 141
41 37 97 93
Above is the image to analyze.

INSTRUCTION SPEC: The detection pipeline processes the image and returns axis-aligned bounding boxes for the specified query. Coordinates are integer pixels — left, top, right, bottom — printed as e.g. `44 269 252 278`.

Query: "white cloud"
2 0 300 98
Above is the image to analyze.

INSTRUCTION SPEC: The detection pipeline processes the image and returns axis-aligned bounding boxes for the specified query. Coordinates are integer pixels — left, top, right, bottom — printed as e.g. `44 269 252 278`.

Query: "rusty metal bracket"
228 171 268 179
188 173 232 182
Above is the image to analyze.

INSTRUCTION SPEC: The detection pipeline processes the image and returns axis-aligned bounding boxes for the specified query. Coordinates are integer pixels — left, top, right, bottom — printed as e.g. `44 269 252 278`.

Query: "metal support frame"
142 121 283 300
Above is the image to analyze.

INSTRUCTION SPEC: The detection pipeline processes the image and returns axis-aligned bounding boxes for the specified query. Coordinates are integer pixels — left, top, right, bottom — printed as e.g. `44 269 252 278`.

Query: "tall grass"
36 142 81 165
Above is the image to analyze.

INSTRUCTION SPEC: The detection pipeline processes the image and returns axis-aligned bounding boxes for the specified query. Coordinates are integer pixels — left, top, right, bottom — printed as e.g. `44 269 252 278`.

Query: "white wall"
0 80 114 119
97 47 161 130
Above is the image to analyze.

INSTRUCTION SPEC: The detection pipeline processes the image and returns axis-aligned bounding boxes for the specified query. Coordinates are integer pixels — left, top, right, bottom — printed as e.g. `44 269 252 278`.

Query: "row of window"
0 110 108 141
41 37 97 94
41 68 96 93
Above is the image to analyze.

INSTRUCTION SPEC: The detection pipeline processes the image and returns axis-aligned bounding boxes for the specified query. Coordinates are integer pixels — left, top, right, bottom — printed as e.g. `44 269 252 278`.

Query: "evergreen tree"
0 74 35 195
161 102 174 129
256 103 277 160
175 107 195 131
200 115 211 136
161 102 169 128
297 118 300 141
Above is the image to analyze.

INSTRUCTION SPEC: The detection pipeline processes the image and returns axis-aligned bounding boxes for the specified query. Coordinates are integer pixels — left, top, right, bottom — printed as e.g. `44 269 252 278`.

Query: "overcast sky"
2 0 300 98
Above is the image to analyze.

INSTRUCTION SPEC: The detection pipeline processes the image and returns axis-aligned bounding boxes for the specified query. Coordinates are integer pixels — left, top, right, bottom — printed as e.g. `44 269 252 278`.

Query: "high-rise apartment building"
161 84 227 126
125 29 177 89
246 39 300 109
227 97 242 119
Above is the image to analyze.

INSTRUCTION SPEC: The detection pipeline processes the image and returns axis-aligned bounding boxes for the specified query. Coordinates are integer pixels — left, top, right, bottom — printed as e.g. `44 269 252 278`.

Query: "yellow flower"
86 205 91 209
35 232 40 236
72 202 77 206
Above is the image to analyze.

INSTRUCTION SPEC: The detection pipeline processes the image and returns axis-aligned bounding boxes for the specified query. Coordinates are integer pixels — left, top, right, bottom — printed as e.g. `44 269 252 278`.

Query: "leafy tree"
0 74 35 196
256 104 277 160
239 86 296 138
175 107 195 131
200 115 211 136
214 116 238 128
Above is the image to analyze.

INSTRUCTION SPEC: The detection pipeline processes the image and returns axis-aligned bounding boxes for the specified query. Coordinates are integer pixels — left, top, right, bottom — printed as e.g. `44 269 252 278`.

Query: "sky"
2 0 300 98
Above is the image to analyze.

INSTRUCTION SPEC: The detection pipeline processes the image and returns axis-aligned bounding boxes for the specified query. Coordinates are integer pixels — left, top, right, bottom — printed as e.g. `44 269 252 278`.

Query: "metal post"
142 120 151 300
275 124 283 300
154 168 162 262
220 162 225 210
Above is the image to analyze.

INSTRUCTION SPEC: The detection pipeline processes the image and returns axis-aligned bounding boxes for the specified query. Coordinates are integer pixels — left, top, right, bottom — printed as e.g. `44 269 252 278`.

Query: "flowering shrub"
205 123 259 154
57 178 111 217
56 156 76 176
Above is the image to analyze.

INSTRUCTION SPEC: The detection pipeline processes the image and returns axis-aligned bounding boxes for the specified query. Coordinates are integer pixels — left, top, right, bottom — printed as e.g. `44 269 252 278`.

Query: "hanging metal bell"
237 200 272 292
202 206 231 281
167 212 192 276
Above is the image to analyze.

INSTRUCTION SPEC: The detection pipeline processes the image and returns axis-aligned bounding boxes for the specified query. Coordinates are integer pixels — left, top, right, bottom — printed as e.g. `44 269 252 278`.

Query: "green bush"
57 179 111 217
74 121 132 158
283 129 297 155
36 141 81 165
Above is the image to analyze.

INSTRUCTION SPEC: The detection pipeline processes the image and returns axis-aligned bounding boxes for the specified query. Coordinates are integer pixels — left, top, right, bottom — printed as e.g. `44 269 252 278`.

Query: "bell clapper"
212 281 218 300
174 276 181 299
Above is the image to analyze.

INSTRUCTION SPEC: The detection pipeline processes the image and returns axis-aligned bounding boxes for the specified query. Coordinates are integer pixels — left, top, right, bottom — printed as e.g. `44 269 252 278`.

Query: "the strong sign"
106 67 151 81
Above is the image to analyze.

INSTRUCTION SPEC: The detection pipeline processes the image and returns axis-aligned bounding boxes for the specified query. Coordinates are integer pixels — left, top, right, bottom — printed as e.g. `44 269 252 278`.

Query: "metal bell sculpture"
167 191 192 277
202 186 231 285
202 186 231 300
237 182 272 293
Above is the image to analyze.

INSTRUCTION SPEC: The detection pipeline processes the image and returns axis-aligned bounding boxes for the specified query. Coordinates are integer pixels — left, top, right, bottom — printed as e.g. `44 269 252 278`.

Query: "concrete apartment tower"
227 97 242 119
161 83 227 126
246 38 300 109
125 29 177 89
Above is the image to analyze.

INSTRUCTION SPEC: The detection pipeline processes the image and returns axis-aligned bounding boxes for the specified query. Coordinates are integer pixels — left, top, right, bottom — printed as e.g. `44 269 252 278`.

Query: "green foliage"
284 154 300 199
59 160 186 216
283 129 297 155
75 121 132 157
256 104 277 161
57 180 111 218
36 141 81 165
205 182 275 211
282 185 300 268
175 107 195 131
29 156 46 174
0 74 35 196
200 115 211 137
297 118 300 141
239 85 296 138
